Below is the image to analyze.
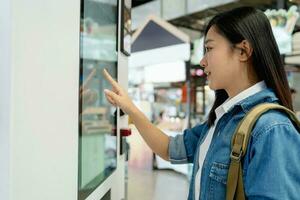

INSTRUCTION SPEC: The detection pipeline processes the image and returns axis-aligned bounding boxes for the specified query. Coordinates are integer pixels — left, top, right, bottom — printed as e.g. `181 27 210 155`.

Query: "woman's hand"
103 69 136 115
103 69 170 161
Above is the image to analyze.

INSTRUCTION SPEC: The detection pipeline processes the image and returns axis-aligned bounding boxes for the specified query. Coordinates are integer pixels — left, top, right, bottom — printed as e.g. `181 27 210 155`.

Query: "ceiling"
132 0 155 7
132 0 300 34
169 0 280 31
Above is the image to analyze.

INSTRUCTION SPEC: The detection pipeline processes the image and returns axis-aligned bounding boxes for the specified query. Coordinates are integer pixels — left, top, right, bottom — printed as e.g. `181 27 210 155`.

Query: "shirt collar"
215 81 267 119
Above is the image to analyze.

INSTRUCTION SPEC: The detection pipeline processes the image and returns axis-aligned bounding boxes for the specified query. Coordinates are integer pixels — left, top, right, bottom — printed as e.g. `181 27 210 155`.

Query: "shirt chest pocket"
207 162 229 200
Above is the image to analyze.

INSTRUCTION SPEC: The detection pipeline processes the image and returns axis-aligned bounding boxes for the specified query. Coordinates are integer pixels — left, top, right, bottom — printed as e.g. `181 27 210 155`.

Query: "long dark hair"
205 7 293 127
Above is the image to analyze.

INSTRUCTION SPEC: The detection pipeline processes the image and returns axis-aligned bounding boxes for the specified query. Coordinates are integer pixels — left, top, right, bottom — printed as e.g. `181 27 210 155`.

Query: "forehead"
205 26 225 44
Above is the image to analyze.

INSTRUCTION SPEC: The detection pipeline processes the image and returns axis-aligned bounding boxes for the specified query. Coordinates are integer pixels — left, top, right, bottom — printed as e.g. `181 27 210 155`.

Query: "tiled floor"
127 168 189 200
127 125 189 200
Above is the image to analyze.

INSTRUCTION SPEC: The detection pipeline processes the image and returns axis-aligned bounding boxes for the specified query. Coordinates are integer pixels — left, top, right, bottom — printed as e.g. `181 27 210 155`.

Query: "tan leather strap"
226 103 300 200
227 155 245 200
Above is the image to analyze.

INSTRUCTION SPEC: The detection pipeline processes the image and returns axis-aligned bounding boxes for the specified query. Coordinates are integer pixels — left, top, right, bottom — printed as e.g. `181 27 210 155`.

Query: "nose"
200 56 207 68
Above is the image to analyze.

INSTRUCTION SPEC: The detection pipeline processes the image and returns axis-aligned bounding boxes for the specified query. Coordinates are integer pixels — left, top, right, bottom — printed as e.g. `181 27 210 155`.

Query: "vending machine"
0 0 129 199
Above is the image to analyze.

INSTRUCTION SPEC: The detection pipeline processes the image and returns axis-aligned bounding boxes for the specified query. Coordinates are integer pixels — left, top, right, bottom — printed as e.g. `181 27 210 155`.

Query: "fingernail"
104 89 109 93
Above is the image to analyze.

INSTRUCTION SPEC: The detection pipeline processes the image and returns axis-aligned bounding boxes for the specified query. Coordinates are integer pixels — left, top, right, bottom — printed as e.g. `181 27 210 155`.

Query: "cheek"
207 59 233 89
207 52 230 77
207 49 230 67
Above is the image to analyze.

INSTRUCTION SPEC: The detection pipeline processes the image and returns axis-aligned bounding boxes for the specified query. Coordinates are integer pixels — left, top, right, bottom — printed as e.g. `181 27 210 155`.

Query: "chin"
207 82 223 91
207 82 217 90
208 85 215 90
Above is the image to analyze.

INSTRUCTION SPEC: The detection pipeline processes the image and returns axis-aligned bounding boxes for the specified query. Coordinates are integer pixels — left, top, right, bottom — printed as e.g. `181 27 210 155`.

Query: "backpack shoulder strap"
226 103 300 200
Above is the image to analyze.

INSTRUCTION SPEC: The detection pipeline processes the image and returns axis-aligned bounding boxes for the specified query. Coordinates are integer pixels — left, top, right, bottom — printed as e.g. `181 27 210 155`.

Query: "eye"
205 47 212 52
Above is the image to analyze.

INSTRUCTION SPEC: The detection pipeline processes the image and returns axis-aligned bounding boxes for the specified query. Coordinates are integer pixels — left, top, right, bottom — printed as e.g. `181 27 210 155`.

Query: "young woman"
103 6 300 200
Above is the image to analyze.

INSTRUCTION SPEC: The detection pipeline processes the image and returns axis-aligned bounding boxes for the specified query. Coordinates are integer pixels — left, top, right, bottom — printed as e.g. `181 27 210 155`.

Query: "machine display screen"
78 0 118 199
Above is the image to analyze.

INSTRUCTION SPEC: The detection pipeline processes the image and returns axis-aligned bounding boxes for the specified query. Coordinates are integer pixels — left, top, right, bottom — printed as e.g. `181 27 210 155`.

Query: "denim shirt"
169 88 300 200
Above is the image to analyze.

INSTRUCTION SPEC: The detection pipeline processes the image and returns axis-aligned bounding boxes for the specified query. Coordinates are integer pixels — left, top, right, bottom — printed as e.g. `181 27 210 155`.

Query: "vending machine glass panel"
78 0 118 199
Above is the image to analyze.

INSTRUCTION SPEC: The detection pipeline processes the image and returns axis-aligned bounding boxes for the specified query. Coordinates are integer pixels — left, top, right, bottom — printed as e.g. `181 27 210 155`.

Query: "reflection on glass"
121 0 131 55
79 0 118 199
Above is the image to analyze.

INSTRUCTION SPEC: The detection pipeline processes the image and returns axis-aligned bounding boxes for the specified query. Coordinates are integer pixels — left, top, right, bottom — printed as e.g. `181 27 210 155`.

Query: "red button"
111 128 132 137
120 128 132 137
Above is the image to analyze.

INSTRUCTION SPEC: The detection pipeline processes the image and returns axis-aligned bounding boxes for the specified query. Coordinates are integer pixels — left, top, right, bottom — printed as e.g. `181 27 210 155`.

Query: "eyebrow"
204 39 214 44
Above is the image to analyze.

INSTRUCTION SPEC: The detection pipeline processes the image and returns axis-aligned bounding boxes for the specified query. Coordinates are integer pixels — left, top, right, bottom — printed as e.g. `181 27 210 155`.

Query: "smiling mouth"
204 71 211 76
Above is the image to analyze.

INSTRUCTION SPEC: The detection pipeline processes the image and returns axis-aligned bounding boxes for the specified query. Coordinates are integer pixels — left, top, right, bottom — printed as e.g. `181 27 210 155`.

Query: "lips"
204 70 211 76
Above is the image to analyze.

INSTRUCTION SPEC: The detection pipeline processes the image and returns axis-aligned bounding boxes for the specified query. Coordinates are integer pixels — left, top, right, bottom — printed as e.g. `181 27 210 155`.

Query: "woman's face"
200 26 242 91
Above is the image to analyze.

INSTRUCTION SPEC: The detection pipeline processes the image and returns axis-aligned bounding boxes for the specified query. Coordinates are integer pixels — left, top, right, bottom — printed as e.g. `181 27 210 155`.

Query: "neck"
226 81 258 98
226 63 260 98
226 73 260 98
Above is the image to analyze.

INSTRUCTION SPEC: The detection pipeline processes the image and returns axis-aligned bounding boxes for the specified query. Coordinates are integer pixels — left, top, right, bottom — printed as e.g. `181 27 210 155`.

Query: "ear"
235 40 253 62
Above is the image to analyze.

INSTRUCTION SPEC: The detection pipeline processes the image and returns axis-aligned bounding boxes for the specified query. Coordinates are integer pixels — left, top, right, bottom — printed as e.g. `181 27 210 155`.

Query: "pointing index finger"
103 69 120 91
